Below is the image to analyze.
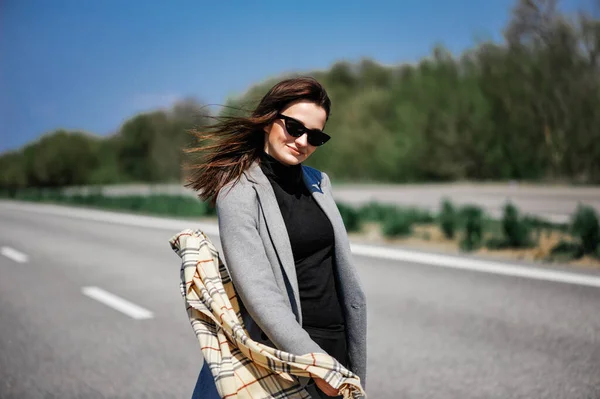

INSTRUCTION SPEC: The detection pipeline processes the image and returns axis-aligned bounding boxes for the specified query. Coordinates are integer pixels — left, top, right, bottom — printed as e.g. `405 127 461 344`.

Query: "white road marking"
2 201 599 289
82 286 154 320
351 243 600 288
1 246 28 263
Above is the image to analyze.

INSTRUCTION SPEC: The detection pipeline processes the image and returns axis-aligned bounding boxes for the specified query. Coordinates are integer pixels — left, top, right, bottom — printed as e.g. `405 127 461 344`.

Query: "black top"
258 151 348 366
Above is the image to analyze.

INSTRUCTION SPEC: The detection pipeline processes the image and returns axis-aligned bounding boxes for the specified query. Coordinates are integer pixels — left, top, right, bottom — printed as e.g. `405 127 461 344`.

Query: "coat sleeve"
216 181 325 360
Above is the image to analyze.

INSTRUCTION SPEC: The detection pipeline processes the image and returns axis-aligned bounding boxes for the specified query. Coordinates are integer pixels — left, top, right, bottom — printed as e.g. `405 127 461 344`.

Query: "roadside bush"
502 202 534 248
571 205 600 255
524 215 568 232
358 201 396 222
484 236 506 250
439 198 456 239
459 205 484 252
358 201 434 225
382 209 413 237
336 202 361 232
549 240 584 262
402 207 435 224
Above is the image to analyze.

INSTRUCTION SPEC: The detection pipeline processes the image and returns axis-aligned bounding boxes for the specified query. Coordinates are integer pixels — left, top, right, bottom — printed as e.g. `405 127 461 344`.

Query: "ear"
264 118 279 133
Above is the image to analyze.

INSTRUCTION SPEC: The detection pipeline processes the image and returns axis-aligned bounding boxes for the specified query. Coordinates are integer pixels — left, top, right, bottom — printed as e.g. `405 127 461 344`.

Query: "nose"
295 133 308 147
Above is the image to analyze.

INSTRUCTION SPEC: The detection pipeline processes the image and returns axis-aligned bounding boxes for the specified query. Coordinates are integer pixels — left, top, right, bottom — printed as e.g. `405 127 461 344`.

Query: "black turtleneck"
258 151 348 367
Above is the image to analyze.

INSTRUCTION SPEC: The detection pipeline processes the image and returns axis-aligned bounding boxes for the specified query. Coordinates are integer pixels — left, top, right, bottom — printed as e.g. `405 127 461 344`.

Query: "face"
263 100 327 166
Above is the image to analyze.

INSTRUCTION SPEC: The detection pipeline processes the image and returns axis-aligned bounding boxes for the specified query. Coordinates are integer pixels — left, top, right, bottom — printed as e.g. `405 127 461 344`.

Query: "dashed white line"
1 246 28 263
82 286 154 320
351 243 600 288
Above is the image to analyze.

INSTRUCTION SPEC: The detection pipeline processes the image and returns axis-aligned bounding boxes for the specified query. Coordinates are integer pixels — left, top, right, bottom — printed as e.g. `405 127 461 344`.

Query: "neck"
259 151 303 190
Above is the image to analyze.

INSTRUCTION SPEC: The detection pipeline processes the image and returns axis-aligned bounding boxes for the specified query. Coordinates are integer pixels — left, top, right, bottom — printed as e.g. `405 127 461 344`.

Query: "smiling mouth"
287 146 302 155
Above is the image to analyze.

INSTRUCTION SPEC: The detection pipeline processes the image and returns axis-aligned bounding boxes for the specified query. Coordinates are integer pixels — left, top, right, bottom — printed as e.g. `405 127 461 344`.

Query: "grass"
1 188 216 218
3 188 598 266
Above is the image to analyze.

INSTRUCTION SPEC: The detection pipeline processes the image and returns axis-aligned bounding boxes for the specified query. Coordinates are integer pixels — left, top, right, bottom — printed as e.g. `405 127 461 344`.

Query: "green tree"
4 0 599 187
116 98 209 183
21 130 101 187
0 151 27 192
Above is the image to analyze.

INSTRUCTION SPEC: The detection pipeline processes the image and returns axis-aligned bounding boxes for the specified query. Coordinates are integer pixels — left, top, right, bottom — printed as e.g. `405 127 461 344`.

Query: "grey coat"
191 161 367 398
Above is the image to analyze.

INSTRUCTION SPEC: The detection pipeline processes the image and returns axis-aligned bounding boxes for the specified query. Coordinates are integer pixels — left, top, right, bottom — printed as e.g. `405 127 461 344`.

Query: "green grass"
1 189 215 218
3 189 597 261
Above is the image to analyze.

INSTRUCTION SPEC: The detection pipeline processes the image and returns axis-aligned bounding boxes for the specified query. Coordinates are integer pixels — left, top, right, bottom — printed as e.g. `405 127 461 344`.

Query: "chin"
282 155 301 165
279 149 302 164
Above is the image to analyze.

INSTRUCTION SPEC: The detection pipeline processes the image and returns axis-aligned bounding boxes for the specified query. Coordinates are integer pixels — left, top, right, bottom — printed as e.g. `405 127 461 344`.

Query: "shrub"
549 240 584 262
502 202 533 248
382 210 412 237
571 205 600 255
439 198 456 239
485 236 507 250
358 201 396 222
336 202 361 232
403 207 435 224
459 205 484 251
524 215 568 232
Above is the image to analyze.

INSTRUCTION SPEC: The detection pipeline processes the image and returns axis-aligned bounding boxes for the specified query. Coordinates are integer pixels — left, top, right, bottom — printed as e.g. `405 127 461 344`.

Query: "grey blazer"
192 162 367 399
191 161 367 398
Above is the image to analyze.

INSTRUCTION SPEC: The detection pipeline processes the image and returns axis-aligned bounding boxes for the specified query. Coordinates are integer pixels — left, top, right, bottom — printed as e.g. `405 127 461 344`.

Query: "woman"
185 76 367 398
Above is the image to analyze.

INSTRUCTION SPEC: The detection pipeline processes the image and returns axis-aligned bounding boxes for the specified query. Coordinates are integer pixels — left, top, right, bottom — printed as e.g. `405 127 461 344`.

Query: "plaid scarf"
169 229 367 399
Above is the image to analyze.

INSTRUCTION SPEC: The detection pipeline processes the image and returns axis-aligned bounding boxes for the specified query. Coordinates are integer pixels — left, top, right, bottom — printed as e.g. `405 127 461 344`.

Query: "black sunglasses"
277 113 331 146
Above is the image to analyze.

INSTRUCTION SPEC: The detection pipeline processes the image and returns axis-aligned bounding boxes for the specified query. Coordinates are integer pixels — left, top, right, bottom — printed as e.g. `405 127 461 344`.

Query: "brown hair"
184 76 331 205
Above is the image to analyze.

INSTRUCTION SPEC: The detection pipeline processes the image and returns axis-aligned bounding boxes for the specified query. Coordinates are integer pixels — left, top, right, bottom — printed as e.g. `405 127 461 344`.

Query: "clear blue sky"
0 0 586 153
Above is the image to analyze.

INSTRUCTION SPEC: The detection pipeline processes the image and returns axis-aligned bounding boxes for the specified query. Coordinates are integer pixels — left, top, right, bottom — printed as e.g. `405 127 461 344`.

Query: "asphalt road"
1 201 599 399
64 182 600 224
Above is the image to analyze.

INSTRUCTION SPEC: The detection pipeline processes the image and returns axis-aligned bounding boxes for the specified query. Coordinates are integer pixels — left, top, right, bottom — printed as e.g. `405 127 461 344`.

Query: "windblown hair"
184 76 331 205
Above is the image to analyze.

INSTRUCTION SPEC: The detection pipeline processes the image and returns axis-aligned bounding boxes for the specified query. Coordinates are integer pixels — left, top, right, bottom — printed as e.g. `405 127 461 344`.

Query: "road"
1 201 599 399
63 182 600 223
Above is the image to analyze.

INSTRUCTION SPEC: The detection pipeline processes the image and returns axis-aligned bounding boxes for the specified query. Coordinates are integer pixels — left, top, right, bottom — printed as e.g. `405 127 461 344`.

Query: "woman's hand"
314 377 339 397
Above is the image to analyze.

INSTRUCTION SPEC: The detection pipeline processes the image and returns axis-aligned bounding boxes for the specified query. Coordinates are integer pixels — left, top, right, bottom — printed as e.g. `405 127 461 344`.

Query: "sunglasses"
277 113 331 146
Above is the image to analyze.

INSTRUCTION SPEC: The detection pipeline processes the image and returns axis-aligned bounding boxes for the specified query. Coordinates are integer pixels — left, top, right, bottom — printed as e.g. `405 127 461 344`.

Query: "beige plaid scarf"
169 229 366 399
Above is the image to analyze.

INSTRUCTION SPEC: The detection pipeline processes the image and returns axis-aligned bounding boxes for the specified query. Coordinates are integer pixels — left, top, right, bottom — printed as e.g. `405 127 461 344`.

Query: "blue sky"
0 0 586 153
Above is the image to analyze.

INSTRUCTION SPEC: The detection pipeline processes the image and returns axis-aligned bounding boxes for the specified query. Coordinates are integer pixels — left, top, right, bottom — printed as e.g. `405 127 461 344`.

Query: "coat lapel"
244 163 301 308
302 166 358 305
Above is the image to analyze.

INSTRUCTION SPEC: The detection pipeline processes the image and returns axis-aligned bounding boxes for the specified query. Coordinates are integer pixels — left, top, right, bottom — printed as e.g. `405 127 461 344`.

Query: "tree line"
1 0 599 191
0 99 210 190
